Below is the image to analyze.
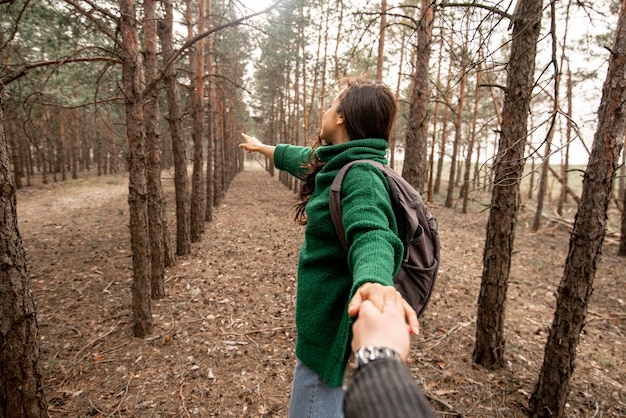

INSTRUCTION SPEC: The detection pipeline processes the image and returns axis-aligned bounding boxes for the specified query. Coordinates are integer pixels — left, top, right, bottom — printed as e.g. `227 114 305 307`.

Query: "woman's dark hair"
294 78 397 224
336 78 397 141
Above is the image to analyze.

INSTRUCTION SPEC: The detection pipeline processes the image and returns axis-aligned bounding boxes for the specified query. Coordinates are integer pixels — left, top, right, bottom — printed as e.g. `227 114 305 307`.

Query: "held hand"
348 282 419 336
238 133 263 153
351 299 411 361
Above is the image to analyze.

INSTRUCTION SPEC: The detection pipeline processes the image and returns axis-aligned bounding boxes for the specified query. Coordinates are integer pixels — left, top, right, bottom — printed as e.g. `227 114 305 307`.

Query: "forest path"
16 167 626 417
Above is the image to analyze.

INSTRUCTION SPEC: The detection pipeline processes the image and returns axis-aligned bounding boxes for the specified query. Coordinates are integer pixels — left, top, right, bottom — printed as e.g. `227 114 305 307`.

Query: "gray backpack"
329 160 440 316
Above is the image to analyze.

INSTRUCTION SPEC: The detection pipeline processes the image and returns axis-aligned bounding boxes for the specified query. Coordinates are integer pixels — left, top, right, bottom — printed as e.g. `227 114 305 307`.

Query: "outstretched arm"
239 133 276 160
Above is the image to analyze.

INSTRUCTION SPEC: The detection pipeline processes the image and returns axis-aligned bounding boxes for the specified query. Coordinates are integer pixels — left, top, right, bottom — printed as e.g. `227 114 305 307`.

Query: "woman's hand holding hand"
348 282 419 337
351 298 411 361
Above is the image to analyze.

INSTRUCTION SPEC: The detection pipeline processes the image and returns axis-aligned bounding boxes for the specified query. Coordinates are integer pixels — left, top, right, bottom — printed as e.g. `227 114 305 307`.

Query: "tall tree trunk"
427 26 445 202
390 27 407 171
527 151 536 200
530 2 626 413
533 1 561 231
444 19 469 208
376 0 387 82
557 4 574 216
403 0 434 191
462 62 482 214
473 0 543 369
211 80 223 208
71 109 78 180
333 0 344 81
434 31 455 194
317 1 330 121
120 0 153 338
40 107 47 185
561 63 573 211
159 0 191 257
205 0 215 220
144 0 166 298
617 167 626 257
7 117 23 189
0 82 48 418
188 0 206 243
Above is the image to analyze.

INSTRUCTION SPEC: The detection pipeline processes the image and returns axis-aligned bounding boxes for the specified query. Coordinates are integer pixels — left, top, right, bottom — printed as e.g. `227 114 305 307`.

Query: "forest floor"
17 165 625 417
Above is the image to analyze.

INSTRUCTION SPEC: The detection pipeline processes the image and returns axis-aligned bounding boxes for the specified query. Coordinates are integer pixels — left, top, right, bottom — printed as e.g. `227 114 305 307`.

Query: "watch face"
354 346 399 369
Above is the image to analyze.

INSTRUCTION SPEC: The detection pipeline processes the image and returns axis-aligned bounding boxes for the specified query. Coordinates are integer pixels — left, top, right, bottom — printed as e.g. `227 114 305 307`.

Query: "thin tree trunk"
559 78 573 206
403 0 434 191
617 167 626 257
334 0 344 81
462 62 482 214
188 0 206 243
205 0 215 220
390 28 407 171
317 1 330 121
527 152 536 200
144 0 166 298
120 0 152 338
473 0 543 369
434 32 455 194
530 2 626 413
7 116 23 189
376 0 387 82
445 15 469 208
71 108 78 180
40 107 48 185
159 0 191 257
532 1 561 231
427 26 445 202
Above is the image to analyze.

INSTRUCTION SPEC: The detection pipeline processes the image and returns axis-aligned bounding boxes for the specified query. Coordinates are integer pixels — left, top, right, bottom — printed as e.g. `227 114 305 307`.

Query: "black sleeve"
343 359 437 418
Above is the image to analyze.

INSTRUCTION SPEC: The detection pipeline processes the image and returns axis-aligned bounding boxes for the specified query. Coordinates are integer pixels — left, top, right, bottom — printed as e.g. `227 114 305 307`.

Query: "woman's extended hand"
239 133 264 153
347 282 419 336
238 133 275 159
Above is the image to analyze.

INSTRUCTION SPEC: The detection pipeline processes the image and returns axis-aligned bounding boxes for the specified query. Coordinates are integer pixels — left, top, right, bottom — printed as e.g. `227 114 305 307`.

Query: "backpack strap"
329 160 392 254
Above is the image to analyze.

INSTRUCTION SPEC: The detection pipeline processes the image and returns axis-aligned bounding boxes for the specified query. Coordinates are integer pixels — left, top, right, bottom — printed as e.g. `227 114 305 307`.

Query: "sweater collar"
315 138 388 164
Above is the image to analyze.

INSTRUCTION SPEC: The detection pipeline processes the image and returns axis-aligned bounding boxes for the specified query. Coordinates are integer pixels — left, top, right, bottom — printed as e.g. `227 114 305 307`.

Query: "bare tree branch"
1 0 31 53
2 57 121 85
145 0 284 97
61 0 118 43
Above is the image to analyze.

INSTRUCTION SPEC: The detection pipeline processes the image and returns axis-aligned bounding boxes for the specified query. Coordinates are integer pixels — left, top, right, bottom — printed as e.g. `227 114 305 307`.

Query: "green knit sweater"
274 138 404 387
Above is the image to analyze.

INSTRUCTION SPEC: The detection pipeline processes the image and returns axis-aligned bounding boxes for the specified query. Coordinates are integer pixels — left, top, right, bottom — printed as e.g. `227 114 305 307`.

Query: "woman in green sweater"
239 78 419 418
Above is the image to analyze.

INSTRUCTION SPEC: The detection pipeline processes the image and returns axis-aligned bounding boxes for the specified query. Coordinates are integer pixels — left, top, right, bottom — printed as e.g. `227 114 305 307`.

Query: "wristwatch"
354 346 401 370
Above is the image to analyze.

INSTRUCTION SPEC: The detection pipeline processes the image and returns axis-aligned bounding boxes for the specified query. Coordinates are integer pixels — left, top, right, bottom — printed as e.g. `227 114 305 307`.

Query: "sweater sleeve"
273 144 312 180
340 164 404 293
343 359 437 418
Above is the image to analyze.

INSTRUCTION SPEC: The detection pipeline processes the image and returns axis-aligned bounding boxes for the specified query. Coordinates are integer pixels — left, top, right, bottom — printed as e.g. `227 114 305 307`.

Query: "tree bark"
143 0 166 299
159 0 191 257
120 0 152 338
427 26 445 202
434 31 455 195
530 2 626 414
445 15 469 208
473 0 543 369
0 81 48 418
617 173 626 257
462 62 482 214
376 0 387 82
188 0 206 243
532 1 560 231
403 0 434 192
205 0 215 220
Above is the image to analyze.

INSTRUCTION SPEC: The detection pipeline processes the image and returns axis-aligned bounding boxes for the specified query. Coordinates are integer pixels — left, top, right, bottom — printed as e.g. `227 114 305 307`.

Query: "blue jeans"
288 358 344 418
